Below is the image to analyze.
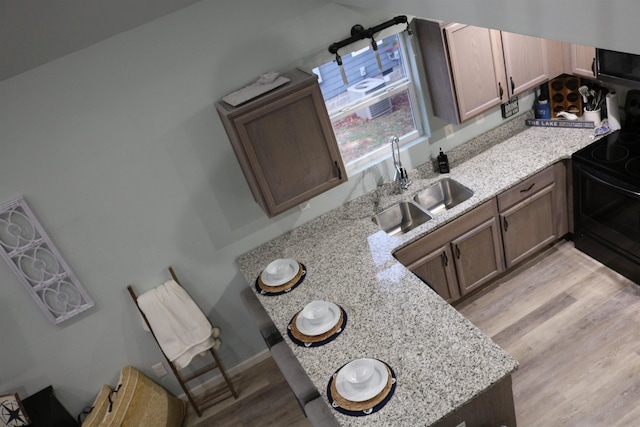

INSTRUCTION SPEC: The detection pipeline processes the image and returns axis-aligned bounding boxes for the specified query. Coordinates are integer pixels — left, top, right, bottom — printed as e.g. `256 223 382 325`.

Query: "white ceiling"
0 0 203 81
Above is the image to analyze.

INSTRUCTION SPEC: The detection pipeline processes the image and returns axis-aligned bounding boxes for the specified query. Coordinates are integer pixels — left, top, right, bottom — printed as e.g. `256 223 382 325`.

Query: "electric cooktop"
573 88 640 187
573 130 640 187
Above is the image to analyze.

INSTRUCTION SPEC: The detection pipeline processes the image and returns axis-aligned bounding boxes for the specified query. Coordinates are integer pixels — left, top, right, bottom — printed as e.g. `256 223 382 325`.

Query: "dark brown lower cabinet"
395 199 505 302
395 162 568 304
432 375 517 427
405 243 459 302
498 162 567 269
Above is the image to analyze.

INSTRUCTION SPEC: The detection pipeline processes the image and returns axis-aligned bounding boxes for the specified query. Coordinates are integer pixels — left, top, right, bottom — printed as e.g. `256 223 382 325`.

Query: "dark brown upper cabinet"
216 68 347 218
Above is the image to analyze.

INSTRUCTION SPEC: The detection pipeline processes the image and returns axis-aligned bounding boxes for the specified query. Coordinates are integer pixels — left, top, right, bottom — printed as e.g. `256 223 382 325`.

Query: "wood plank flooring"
457 240 640 426
185 240 640 426
183 356 311 427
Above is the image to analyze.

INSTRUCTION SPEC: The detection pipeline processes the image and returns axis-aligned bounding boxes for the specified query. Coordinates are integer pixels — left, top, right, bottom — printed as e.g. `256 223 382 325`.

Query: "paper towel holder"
606 89 622 131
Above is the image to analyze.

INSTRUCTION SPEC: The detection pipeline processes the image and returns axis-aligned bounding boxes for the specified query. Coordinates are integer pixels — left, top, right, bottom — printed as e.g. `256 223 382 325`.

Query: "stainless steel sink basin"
372 201 434 236
413 178 474 215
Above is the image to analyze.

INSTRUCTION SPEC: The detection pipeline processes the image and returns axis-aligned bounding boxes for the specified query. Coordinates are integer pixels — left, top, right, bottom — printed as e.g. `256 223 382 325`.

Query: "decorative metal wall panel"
0 197 94 324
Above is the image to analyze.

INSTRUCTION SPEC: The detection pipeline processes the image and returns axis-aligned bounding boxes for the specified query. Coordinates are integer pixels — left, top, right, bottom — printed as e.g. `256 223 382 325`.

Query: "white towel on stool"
137 279 216 370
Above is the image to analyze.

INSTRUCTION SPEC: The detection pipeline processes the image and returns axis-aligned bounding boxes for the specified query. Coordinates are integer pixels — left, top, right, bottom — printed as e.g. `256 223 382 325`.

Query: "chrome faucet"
390 136 411 193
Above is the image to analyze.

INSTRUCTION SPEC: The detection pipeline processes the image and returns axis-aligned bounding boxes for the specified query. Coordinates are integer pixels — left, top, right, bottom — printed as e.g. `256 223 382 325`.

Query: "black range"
572 130 640 187
572 91 640 284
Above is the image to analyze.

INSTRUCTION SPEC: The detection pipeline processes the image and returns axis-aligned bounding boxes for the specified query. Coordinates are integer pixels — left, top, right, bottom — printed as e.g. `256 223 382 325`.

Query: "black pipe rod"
328 15 408 54
365 15 408 39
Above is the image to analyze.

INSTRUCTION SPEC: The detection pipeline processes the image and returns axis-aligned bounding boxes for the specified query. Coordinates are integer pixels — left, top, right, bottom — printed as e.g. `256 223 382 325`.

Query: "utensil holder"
583 108 601 127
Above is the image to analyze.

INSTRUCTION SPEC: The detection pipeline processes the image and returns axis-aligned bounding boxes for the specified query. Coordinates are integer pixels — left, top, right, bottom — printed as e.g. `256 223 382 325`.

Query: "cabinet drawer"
497 166 555 211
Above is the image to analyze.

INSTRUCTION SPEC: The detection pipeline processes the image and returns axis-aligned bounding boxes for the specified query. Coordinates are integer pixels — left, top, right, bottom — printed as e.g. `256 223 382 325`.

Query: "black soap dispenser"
437 148 450 173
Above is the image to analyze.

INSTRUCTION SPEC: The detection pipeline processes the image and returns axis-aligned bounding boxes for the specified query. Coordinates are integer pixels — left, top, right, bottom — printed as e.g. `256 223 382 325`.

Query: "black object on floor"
22 386 78 427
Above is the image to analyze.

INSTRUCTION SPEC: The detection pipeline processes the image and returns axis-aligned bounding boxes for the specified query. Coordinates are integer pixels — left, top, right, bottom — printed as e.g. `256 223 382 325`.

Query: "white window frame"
320 34 426 175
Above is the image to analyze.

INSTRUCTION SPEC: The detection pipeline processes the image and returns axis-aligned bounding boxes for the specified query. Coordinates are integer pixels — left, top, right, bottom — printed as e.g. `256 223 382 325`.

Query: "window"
314 33 424 173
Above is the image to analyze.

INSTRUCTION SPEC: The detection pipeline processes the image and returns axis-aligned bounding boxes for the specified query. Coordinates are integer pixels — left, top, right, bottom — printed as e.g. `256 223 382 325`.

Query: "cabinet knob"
503 217 509 232
441 251 448 267
510 76 515 95
591 57 596 77
454 244 461 259
499 82 504 100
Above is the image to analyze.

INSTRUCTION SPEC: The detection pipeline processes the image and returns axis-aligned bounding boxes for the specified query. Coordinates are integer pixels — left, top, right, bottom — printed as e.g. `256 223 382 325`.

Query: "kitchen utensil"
343 359 375 390
583 108 601 126
300 300 330 326
335 358 388 401
264 259 292 280
593 91 602 111
261 259 298 286
589 89 599 110
578 86 589 99
578 85 590 109
295 302 340 336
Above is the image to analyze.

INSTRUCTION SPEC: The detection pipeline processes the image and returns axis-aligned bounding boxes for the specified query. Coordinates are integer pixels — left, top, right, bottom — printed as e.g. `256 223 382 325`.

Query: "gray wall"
335 0 640 56
0 0 630 417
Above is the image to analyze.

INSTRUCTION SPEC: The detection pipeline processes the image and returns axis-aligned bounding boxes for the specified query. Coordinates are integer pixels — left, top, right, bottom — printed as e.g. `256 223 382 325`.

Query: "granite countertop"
237 115 597 426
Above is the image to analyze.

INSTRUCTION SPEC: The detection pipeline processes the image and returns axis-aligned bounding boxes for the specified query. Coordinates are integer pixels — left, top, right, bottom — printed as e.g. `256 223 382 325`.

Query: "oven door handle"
575 162 640 198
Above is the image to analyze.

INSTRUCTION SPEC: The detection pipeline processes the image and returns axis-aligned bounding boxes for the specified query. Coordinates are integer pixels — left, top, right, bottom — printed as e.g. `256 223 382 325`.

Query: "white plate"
260 259 299 286
335 359 388 402
296 302 340 336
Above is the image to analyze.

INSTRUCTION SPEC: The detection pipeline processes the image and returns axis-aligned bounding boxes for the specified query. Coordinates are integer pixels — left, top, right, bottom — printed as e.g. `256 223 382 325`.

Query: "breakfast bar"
237 118 597 426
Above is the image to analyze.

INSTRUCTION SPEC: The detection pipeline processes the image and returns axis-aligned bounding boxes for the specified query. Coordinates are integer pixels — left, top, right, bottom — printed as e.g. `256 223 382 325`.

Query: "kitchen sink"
372 201 434 236
413 178 474 215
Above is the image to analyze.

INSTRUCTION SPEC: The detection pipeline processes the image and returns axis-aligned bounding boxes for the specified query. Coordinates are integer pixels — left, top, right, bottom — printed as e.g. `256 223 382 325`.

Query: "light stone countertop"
237 113 598 426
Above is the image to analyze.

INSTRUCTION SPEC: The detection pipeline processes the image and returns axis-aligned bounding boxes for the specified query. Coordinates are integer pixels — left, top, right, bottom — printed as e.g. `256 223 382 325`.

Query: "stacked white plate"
261 259 299 286
335 358 389 402
295 300 340 336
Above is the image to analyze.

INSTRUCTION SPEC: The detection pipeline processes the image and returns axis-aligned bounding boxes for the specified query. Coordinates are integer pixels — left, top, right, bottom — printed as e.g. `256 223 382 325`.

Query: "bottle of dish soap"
437 148 450 173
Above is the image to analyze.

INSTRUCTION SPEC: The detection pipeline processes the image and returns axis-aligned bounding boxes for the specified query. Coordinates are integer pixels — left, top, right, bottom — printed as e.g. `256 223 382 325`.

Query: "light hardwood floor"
186 240 640 426
183 356 311 426
457 240 640 426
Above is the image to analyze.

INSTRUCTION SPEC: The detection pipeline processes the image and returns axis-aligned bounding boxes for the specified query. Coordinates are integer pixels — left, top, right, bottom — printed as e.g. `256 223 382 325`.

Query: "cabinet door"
545 39 565 80
501 31 548 97
500 184 556 268
445 24 508 122
406 245 460 303
217 69 347 217
394 199 503 302
570 44 597 79
452 216 505 295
